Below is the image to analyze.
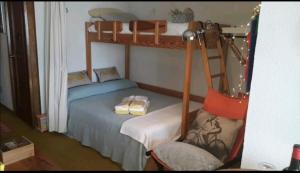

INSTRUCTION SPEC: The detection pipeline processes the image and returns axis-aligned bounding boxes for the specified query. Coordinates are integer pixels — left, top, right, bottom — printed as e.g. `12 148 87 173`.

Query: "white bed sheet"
120 101 202 151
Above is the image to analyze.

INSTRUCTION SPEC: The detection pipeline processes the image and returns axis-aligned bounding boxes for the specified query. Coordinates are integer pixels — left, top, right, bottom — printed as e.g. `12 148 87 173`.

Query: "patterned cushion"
94 67 121 83
68 71 91 88
153 142 223 171
184 109 243 161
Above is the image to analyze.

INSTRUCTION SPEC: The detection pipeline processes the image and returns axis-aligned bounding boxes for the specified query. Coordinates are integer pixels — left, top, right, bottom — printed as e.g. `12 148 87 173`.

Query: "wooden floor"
0 104 240 171
0 104 122 171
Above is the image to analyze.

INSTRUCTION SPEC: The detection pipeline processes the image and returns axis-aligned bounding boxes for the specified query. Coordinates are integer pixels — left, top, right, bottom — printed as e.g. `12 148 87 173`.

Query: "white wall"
0 33 14 110
128 2 258 96
241 2 300 170
65 2 130 76
34 2 130 113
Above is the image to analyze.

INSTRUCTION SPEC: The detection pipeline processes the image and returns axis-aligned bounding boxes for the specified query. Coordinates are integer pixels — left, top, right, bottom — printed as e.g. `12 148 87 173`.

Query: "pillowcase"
203 88 249 120
152 142 223 171
94 67 121 83
183 109 243 162
100 12 138 23
88 8 123 18
68 71 91 88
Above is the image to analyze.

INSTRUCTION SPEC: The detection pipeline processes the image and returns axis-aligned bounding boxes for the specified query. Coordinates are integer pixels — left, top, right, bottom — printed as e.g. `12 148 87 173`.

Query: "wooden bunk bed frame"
85 20 243 140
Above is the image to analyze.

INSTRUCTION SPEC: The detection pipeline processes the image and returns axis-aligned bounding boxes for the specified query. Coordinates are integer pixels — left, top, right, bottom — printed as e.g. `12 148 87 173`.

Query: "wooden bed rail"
129 20 167 45
95 21 122 42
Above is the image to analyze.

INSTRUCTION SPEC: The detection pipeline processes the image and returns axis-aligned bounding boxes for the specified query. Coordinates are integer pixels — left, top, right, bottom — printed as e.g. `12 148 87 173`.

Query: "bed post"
85 22 92 79
125 44 130 79
180 22 197 140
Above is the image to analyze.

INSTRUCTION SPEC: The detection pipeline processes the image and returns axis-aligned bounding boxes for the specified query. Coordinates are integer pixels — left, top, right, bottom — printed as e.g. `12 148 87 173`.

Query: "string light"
227 3 261 101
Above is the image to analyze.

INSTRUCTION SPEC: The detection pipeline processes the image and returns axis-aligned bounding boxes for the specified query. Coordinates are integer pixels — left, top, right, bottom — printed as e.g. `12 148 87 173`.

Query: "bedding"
67 79 182 170
120 101 201 151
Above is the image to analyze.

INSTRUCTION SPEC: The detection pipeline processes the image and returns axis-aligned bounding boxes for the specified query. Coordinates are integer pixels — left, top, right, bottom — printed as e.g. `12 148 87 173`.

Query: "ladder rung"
208 56 221 60
211 73 225 78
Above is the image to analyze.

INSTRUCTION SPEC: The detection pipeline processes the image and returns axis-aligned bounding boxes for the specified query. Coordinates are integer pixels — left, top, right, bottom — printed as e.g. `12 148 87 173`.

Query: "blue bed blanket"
66 79 180 170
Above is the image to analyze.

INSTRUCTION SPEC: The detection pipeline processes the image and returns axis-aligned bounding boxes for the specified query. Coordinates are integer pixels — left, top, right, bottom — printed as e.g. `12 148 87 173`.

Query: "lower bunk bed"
66 79 200 170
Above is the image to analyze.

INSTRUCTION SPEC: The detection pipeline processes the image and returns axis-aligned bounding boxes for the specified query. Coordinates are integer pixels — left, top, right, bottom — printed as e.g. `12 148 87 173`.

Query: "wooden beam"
180 39 194 140
136 82 204 103
24 1 41 123
85 22 92 79
154 21 160 45
125 44 130 79
133 21 138 43
219 37 229 92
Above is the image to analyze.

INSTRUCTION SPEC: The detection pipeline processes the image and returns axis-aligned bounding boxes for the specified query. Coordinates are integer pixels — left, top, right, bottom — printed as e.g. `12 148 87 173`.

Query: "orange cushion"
203 88 249 120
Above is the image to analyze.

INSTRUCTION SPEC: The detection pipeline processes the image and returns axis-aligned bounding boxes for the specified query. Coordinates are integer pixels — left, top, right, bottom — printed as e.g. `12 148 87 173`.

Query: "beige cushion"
184 109 243 161
68 71 91 88
94 67 121 83
88 8 123 18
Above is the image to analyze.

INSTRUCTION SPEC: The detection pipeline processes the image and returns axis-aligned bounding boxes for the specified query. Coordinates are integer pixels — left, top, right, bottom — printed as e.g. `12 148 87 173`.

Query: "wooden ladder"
197 21 230 94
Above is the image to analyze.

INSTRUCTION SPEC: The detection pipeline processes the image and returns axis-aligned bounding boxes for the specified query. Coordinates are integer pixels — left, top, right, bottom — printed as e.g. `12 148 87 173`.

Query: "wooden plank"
125 44 130 79
200 37 213 88
217 38 230 94
23 1 41 123
88 32 187 49
94 21 122 32
180 39 194 140
85 22 92 79
219 37 229 92
136 82 204 103
154 21 159 45
133 21 138 43
113 21 117 42
96 22 102 40
129 20 167 33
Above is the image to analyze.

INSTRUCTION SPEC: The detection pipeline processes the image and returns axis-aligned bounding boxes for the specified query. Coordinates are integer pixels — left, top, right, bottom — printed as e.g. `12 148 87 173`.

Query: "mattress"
66 79 182 170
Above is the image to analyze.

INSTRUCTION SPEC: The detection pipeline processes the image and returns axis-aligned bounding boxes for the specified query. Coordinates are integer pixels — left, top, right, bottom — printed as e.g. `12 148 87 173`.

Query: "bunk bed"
67 19 247 170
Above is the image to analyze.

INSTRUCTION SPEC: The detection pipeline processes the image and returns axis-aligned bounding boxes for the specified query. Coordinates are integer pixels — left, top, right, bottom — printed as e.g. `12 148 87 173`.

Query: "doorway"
3 1 41 127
